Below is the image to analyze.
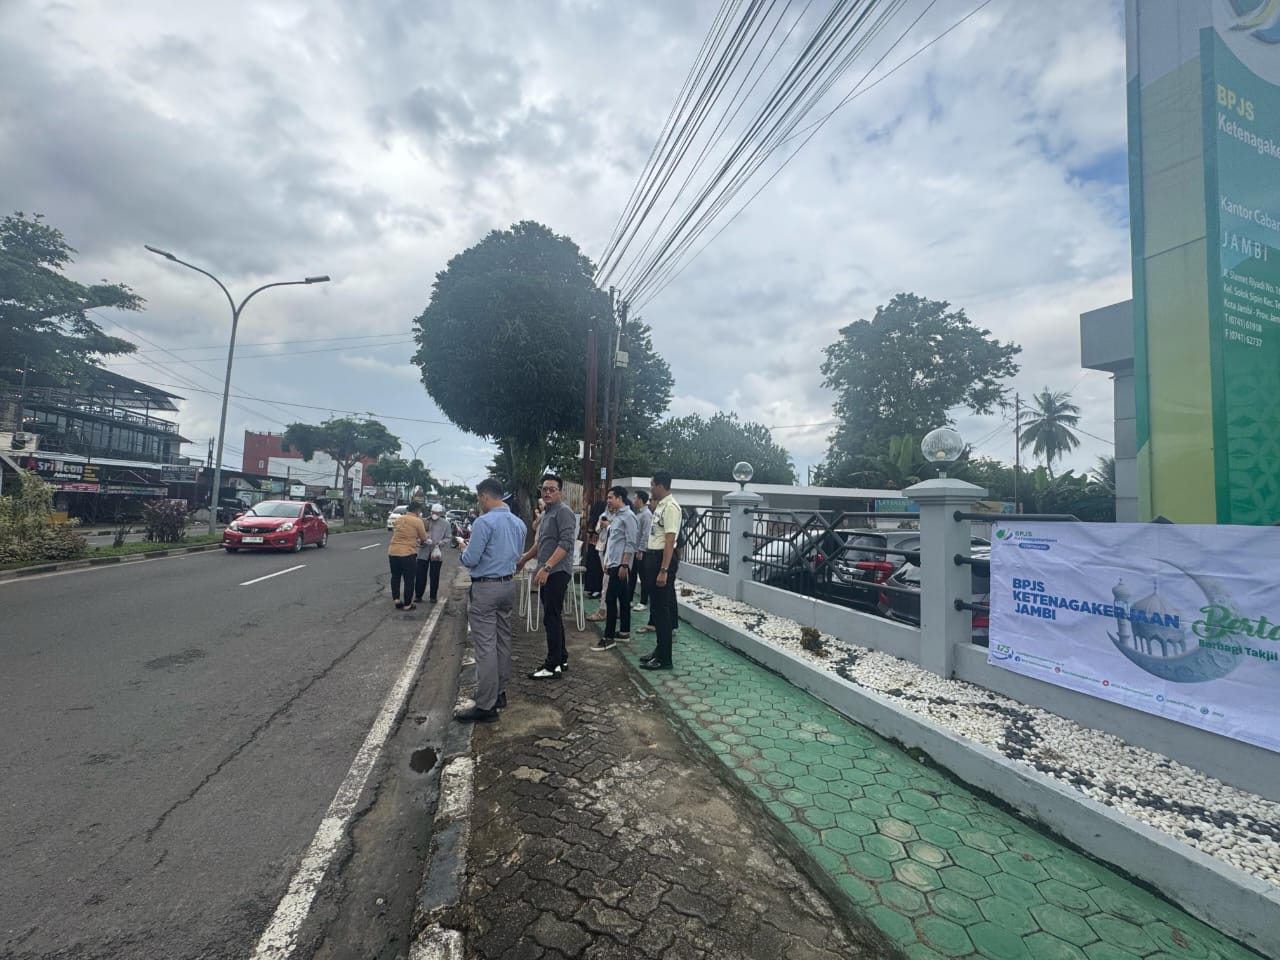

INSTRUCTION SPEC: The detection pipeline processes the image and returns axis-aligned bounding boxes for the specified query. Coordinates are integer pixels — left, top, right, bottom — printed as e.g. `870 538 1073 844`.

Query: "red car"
223 500 329 553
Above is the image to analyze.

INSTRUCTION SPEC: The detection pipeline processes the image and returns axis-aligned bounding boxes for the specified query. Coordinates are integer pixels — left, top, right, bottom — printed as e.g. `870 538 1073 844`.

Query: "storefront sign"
161 465 199 483
990 521 1280 753
102 484 168 496
24 458 100 483
54 482 101 493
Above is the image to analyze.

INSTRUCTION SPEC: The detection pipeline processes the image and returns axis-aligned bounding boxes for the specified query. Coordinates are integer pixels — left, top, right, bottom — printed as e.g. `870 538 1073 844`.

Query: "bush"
800 625 826 657
143 499 190 543
0 471 87 564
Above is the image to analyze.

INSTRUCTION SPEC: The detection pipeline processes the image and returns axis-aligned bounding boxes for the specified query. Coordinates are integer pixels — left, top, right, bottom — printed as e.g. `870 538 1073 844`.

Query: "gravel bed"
678 581 1280 887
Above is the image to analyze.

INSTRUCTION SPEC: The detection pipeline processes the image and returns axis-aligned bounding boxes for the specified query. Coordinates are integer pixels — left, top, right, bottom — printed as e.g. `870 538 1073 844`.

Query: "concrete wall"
1080 300 1138 521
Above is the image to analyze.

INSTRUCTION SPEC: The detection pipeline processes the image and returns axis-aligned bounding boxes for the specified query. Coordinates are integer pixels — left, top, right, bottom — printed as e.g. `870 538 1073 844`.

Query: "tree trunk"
505 436 550 542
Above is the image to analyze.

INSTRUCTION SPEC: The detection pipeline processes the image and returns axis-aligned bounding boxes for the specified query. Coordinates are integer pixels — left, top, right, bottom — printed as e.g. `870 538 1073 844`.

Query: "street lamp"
732 461 754 490
145 245 330 534
921 427 965 478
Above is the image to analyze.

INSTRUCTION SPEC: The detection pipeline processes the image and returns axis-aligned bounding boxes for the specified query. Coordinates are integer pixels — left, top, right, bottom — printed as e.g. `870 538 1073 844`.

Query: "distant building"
242 430 370 498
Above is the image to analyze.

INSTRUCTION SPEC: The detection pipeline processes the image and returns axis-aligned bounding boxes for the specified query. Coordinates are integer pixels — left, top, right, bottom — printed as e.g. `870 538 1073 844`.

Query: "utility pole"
604 298 629 487
1013 392 1021 514
598 290 617 495
583 327 598 513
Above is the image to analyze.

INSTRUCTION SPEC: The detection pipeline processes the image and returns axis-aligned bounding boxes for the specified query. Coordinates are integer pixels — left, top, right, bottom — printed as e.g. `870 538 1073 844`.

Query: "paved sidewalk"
594 605 1262 960
448 610 892 958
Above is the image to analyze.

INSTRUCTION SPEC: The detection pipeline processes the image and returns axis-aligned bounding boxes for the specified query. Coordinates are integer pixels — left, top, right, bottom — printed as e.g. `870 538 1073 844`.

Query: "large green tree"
411 221 612 517
282 417 400 521
0 212 141 385
818 293 1020 486
654 412 796 484
365 456 436 503
1018 387 1082 477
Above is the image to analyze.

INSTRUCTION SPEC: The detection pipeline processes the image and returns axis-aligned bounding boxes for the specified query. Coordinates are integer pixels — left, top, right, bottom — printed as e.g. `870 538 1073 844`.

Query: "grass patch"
85 534 225 558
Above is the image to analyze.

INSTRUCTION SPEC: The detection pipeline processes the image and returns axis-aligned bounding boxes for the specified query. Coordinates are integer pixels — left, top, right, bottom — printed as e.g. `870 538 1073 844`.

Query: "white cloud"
1 0 1133 489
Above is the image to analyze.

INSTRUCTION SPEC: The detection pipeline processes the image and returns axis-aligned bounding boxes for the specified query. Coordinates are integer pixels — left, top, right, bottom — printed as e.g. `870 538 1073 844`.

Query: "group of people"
446 471 683 725
385 501 452 610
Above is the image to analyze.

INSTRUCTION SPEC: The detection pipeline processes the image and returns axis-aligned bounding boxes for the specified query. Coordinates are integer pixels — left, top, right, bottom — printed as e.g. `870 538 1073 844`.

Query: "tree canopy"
282 417 400 519
654 412 796 484
818 293 1020 485
411 221 612 516
365 457 436 502
1018 387 1081 477
0 212 141 385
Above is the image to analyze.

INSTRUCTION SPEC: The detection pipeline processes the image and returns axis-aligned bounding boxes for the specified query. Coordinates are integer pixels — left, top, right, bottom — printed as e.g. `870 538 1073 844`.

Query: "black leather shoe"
640 660 672 671
454 706 499 723
640 651 659 663
495 692 507 709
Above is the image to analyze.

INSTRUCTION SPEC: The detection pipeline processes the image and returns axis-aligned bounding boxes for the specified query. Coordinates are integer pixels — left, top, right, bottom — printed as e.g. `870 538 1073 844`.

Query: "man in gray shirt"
415 503 452 604
592 485 639 651
518 473 577 678
630 490 652 610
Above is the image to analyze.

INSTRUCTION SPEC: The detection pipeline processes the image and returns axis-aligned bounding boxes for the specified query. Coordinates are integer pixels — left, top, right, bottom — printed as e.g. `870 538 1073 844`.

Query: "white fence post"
903 477 986 677
724 489 763 602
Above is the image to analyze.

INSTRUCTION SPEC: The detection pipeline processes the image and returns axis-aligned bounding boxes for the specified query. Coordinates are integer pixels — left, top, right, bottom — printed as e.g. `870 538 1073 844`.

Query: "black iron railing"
679 506 730 572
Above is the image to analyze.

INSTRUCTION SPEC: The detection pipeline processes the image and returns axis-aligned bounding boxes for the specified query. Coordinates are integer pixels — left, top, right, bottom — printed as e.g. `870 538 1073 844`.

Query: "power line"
107 339 415 366
130 381 454 426
124 331 411 356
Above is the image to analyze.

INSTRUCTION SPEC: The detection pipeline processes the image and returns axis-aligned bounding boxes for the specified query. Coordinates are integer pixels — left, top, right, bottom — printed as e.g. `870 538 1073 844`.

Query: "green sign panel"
1128 1 1280 524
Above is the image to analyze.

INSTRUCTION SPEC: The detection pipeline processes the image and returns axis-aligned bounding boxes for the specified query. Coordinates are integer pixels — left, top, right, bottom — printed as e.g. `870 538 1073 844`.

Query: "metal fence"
678 506 730 573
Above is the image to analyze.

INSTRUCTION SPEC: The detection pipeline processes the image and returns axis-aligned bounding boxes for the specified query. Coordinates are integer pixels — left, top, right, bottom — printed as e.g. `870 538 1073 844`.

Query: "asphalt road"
0 531 467 960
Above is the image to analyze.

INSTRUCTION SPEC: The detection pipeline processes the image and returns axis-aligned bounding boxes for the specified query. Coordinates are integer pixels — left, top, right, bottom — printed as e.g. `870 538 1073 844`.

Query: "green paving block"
825 753 854 771
763 771 793 789
1087 916 1158 956
731 743 760 760
868 904 919 947
907 841 952 869
780 788 810 807
851 797 892 819
1037 879 1096 915
968 920 1033 960
1146 923 1212 958
915 915 975 957
795 774 831 794
738 723 763 739
748 735 777 750
1087 885 1158 926
836 870 879 907
834 810 877 836
777 760 808 778
959 827 1009 856
745 780 771 800
900 788 942 810
893 858 944 893
810 763 844 782
867 784 902 805
879 817 918 842
788 821 819 846
1030 903 1099 948
1005 830 1062 860
939 865 995 900
762 746 791 763
951 845 1001 877
880 772 911 791
821 826 862 856
1042 856 1103 891
905 944 948 960
849 850 895 882
800 806 837 829
928 888 985 927
810 844 848 875
1024 931 1090 960
930 808 974 831
994 850 1050 883
814 791 850 814
880 880 931 917
917 822 961 848
1082 942 1147 960
829 778 867 800
843 766 878 787
978 895 1040 936
890 802 935 826
864 834 907 861
987 873 1044 906
939 793 980 814
766 800 795 822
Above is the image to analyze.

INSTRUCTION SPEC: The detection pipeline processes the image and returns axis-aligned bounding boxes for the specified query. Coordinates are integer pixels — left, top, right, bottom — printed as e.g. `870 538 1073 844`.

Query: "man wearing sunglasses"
518 474 576 678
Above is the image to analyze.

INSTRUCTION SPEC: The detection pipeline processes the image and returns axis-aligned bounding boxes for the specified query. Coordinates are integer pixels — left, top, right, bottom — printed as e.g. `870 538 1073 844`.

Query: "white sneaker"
530 667 558 679
633 603 647 611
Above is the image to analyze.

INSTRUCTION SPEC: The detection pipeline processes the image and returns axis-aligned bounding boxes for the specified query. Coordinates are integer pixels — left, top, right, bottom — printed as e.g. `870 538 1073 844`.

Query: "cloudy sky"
2 0 1130 490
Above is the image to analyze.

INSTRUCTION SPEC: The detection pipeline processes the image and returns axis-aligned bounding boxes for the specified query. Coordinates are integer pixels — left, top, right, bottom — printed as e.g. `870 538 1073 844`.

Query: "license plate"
242 536 264 544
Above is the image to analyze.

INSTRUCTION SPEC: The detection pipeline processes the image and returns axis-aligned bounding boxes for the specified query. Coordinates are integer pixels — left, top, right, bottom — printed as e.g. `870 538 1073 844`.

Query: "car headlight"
279 521 295 532
229 522 241 532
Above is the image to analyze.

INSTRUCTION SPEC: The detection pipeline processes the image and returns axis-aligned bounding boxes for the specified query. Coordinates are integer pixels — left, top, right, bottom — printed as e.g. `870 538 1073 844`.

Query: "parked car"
880 547 991 645
386 504 408 531
752 527 988 614
216 498 249 524
223 500 329 553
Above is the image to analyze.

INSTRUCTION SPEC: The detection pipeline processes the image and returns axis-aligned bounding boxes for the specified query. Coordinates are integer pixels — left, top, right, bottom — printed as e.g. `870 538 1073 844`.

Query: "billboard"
1128 1 1280 523
989 521 1280 753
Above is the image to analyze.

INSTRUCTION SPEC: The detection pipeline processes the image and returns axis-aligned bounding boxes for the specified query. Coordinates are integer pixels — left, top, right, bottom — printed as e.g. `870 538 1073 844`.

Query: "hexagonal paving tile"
995 849 1051 883
958 827 1009 856
777 760 807 778
867 784 902 805
927 888 985 927
929 808 973 831
950 844 1001 877
810 763 843 782
1023 931 1090 960
916 822 961 848
1043 856 1103 891
987 872 1045 906
1030 903 1099 948
801 806 837 829
899 788 942 810
849 850 894 882
821 825 863 855
749 735 777 750
851 797 891 819
864 834 907 861
829 778 866 800
835 810 878 836
893 858 943 893
1087 884 1158 926
977 894 1040 936
890 802 936 826
837 871 878 908
938 865 994 900
879 880 931 917
766 800 795 822
867 904 919 947
914 915 975 957
879 818 918 842
967 921 1033 960
906 841 951 869
762 771 792 789
795 774 830 794
814 791 850 814
1087 915 1158 955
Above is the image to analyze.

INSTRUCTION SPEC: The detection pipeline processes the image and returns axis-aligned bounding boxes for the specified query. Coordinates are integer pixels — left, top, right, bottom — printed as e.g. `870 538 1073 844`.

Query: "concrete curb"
679 602 1280 960
412 570 475 958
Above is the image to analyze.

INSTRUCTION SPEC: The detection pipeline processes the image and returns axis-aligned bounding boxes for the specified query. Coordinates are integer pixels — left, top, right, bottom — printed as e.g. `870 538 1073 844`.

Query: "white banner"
989 522 1280 753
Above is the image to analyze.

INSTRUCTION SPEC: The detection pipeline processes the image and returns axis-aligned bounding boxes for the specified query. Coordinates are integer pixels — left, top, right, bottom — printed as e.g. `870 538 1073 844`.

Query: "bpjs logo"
1226 0 1280 43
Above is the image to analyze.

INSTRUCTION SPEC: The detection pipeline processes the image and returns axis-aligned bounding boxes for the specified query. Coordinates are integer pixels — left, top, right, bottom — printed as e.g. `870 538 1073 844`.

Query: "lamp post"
920 427 965 478
145 245 329 534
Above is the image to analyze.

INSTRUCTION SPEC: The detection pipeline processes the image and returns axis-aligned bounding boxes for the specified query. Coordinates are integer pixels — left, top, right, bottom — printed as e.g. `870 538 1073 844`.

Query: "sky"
1 0 1132 492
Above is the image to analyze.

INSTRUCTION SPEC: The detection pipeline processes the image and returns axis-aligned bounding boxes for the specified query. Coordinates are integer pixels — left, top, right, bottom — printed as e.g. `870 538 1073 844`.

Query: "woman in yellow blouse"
388 501 428 610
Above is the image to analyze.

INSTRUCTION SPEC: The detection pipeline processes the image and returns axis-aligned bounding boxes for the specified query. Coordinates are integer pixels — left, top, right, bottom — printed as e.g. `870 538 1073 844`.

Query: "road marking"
359 543 381 551
250 598 446 960
239 564 306 587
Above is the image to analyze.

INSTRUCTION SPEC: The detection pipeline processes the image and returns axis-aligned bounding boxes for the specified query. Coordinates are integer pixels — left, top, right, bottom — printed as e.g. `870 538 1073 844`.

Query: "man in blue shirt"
455 477 528 723
592 485 639 651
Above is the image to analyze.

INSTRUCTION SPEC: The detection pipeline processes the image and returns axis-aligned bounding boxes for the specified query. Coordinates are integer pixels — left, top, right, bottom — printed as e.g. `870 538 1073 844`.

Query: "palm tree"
1019 388 1081 477
1089 454 1115 494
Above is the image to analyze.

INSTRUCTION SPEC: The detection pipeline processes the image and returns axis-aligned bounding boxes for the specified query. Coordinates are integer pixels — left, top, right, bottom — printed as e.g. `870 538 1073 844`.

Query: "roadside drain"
410 746 439 773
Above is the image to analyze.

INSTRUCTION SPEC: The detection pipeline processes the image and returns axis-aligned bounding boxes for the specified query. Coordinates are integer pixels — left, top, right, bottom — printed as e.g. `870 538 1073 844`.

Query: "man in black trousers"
640 471 681 671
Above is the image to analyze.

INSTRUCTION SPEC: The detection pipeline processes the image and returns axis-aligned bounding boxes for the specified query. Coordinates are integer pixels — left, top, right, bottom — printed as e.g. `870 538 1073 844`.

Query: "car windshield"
247 502 302 518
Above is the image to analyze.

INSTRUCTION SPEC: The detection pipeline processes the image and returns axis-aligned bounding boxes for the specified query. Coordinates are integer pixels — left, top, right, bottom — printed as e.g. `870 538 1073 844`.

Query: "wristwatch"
659 567 669 573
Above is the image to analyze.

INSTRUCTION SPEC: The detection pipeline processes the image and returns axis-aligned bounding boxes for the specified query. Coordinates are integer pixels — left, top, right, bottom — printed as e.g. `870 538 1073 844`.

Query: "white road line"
359 543 381 551
250 599 446 960
0 550 214 585
239 564 306 587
